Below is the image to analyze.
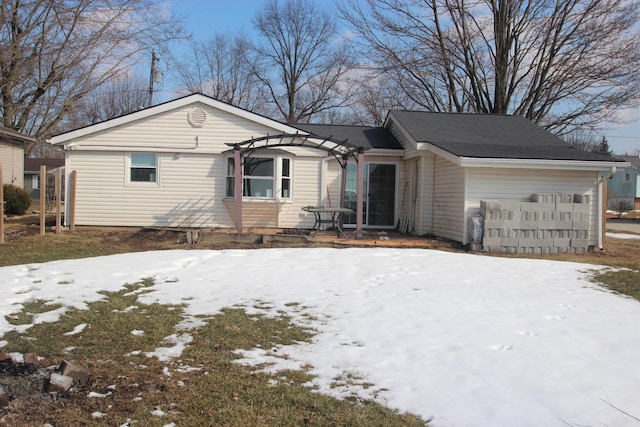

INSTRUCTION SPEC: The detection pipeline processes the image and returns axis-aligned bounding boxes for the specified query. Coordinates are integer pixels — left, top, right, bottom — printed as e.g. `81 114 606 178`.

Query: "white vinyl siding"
276 157 328 228
61 102 332 228
432 157 466 242
0 141 24 187
465 168 599 245
411 154 435 235
67 152 232 228
67 151 328 229
63 103 286 154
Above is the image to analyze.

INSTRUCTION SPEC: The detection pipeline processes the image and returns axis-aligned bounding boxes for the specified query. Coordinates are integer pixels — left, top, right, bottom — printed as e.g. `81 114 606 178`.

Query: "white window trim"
126 153 160 186
225 155 293 201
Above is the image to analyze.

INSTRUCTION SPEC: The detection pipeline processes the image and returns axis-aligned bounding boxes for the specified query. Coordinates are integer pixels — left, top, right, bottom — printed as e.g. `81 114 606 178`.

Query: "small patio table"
301 206 353 239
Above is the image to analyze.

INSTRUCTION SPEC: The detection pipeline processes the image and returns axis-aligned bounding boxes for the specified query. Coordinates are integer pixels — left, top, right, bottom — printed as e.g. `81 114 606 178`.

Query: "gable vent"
188 108 207 127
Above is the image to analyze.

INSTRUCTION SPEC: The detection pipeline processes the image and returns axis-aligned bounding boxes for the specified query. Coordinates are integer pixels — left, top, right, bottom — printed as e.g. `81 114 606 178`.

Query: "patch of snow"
150 408 166 417
2 248 640 426
62 323 87 336
88 391 112 398
145 333 193 362
606 232 640 239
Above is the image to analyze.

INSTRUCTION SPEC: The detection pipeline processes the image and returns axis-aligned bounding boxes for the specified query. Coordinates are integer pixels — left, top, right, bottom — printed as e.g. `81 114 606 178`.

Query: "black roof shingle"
288 123 403 151
390 111 624 162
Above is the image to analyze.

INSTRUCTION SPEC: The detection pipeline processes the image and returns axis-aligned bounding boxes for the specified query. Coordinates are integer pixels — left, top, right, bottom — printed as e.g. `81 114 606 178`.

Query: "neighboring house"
24 158 65 200
606 155 640 211
0 127 34 188
49 94 626 252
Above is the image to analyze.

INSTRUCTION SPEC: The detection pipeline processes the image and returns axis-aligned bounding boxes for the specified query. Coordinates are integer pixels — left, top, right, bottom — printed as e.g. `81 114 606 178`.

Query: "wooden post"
0 163 4 244
602 179 608 248
40 165 46 235
234 146 243 234
356 148 364 239
339 161 347 230
55 168 62 233
69 170 77 231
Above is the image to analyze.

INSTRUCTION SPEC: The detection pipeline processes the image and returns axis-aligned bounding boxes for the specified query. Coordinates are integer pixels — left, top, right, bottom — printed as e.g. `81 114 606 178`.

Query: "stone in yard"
23 352 39 365
59 359 90 385
0 384 9 407
46 373 74 394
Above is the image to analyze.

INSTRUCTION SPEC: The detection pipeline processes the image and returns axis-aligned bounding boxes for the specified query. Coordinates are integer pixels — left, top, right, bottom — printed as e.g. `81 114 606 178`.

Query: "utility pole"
148 51 160 108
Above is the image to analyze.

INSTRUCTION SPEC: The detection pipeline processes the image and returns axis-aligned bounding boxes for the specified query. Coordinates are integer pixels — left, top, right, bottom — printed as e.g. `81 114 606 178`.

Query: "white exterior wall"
412 154 435 235
68 151 228 227
62 102 328 228
464 168 599 245
0 141 24 187
278 156 331 228
432 157 466 242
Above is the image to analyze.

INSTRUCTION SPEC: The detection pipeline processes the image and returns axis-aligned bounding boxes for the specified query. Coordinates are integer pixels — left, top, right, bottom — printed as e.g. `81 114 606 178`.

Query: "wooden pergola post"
234 145 243 234
40 165 46 235
69 170 76 231
356 147 364 239
55 168 62 233
0 163 4 244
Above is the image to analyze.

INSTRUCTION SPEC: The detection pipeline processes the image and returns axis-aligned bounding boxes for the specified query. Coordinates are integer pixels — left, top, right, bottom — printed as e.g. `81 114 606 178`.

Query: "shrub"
2 184 31 215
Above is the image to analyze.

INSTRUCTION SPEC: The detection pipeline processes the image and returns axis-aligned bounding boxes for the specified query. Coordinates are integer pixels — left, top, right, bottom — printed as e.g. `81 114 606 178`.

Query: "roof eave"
458 157 630 171
364 148 404 156
0 127 36 144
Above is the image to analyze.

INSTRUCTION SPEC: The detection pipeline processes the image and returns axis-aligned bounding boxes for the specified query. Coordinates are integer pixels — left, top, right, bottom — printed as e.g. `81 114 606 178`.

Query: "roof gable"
388 111 623 162
49 93 304 144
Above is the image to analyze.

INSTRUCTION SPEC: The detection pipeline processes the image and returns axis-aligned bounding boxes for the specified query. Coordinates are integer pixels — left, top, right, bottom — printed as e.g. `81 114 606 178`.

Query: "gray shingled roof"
390 111 625 162
618 155 640 169
24 158 65 173
288 123 403 151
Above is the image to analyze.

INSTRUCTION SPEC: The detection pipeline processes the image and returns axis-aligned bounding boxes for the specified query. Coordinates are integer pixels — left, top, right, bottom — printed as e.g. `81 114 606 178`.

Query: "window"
32 175 39 189
344 162 397 227
625 173 631 182
244 157 274 197
226 156 291 199
130 153 157 183
281 158 291 198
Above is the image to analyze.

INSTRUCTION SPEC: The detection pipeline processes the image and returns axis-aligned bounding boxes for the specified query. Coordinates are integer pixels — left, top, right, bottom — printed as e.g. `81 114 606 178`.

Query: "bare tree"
564 131 603 152
339 0 640 134
60 74 149 130
565 132 614 155
253 0 355 123
172 32 269 113
347 71 421 126
0 0 185 152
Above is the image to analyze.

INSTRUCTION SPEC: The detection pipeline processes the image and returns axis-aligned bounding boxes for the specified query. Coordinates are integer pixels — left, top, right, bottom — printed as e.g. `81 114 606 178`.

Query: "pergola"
226 132 365 238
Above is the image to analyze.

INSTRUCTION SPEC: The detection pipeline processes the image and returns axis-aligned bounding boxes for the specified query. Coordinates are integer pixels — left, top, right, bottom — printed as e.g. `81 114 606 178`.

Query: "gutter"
597 167 617 250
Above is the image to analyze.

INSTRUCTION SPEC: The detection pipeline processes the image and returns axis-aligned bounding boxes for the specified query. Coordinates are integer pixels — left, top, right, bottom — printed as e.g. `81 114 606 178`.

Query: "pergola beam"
227 133 364 237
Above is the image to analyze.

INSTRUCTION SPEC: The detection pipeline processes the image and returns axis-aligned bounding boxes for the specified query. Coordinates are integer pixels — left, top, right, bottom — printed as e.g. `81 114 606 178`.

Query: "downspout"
597 167 616 250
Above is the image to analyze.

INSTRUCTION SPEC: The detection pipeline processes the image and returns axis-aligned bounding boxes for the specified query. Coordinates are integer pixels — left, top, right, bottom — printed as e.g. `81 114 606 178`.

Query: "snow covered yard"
2 247 640 427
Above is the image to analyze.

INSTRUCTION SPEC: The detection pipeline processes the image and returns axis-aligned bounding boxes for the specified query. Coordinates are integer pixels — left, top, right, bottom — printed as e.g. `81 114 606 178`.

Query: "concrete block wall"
480 193 591 254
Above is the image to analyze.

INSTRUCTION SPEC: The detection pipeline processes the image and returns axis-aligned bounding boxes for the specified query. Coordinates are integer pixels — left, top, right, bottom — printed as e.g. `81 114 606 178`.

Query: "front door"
344 163 396 227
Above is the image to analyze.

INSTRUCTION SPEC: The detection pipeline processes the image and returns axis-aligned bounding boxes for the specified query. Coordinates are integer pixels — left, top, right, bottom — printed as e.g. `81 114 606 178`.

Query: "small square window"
131 153 157 182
